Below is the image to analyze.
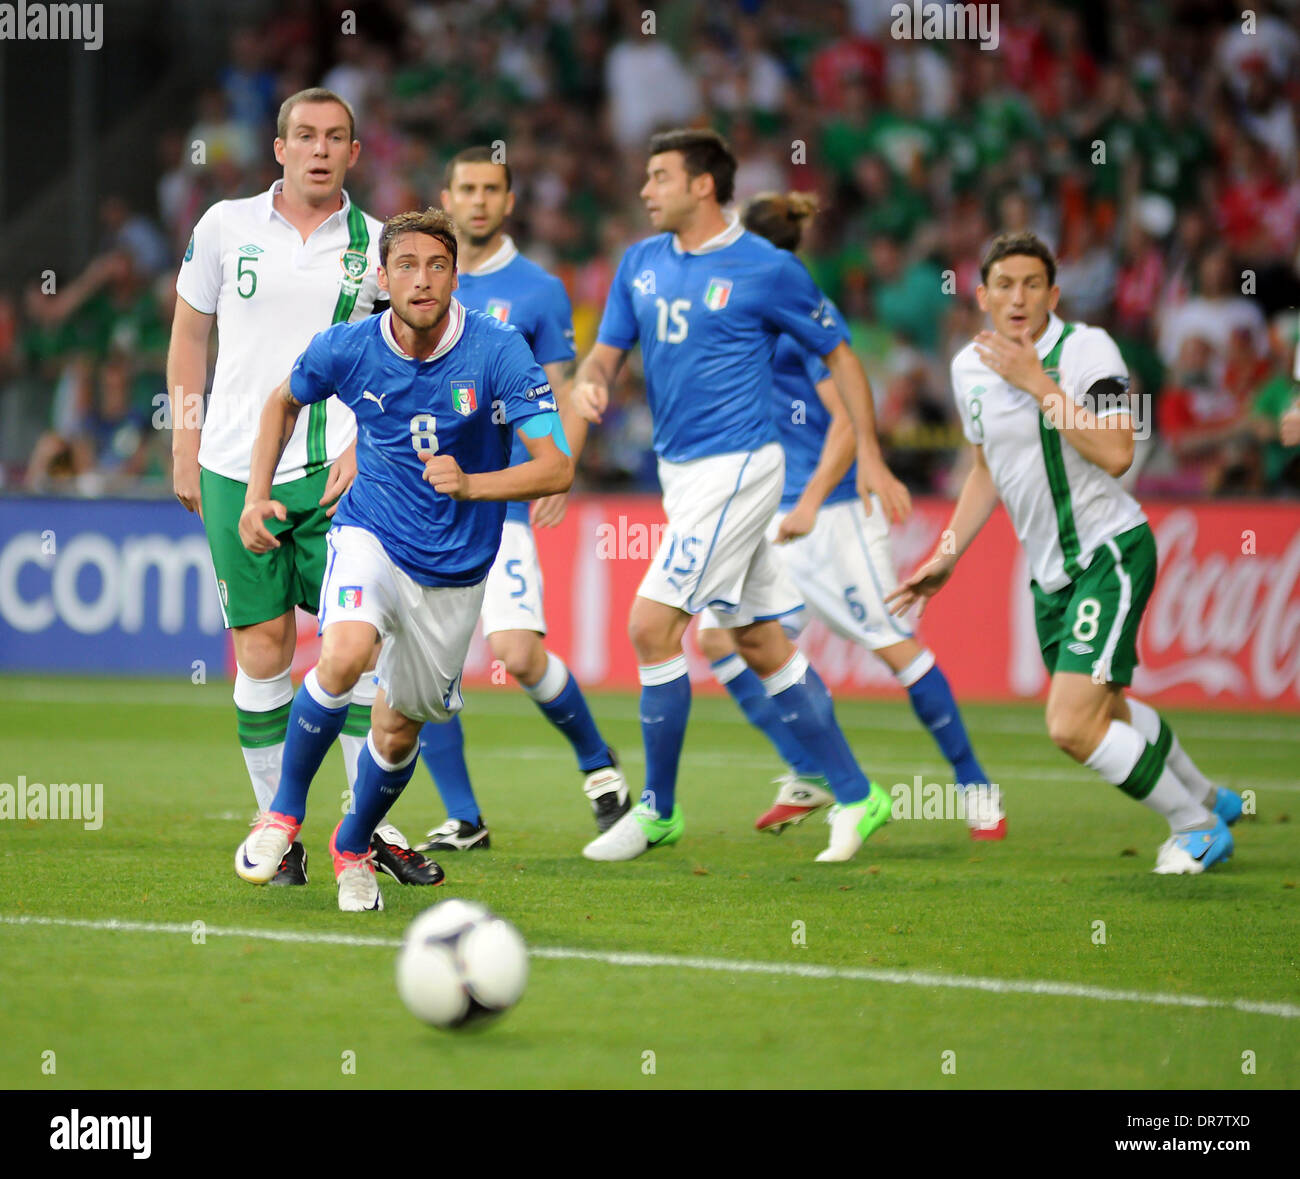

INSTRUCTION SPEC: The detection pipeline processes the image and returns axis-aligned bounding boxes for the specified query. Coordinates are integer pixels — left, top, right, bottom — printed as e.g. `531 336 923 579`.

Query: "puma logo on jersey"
362 390 387 412
632 269 656 296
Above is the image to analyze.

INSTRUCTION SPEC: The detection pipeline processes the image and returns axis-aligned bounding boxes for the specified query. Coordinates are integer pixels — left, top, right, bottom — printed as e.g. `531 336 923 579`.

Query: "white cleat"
235 811 302 884
755 771 835 833
336 856 384 911
813 783 891 863
583 764 631 833
965 784 1007 841
582 807 649 861
331 825 384 910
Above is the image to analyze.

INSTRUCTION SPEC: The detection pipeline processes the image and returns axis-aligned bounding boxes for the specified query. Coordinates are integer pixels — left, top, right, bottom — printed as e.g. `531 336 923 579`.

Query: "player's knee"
696 627 735 663
491 633 545 683
371 725 417 766
1046 711 1093 762
627 613 668 661
315 645 370 697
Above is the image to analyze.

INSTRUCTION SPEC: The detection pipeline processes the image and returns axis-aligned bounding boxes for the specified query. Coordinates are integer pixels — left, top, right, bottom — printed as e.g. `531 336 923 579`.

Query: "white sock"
339 673 378 789
1085 720 1212 832
234 667 294 812
521 651 569 703
1126 697 1217 806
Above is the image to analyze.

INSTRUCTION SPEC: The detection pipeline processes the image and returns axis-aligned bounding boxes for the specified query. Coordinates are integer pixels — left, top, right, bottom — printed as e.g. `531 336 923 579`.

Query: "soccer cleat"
1211 786 1244 826
814 781 891 862
235 811 302 884
416 817 490 852
582 802 683 862
268 841 308 886
1152 819 1234 875
583 753 631 833
371 822 445 886
965 783 1006 841
755 771 834 834
331 824 384 911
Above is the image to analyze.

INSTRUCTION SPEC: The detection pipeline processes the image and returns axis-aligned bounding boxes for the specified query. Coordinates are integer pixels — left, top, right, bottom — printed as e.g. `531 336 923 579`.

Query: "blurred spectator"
1158 246 1268 369
1249 313 1300 494
604 8 699 150
99 196 170 279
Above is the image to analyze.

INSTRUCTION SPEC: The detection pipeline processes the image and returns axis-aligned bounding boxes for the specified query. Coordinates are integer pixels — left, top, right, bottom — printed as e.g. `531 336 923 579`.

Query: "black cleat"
370 828 445 886
268 840 308 886
583 749 631 833
416 817 490 852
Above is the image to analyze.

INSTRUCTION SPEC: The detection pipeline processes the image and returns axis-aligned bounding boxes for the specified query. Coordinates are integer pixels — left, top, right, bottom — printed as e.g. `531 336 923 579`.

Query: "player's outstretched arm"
239 377 302 553
571 342 628 427
424 422 573 502
166 297 215 515
776 376 855 543
885 445 1000 619
822 341 911 523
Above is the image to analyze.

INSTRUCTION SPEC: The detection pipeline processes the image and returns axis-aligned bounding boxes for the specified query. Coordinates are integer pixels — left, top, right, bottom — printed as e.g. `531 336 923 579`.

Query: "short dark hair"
648 128 736 206
276 87 355 142
379 208 459 269
980 231 1057 287
444 145 513 192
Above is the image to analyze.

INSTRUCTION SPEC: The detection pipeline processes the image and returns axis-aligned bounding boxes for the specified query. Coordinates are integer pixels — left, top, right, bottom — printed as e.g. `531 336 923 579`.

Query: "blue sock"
336 737 419 854
523 653 611 773
765 654 870 805
418 716 480 824
903 658 988 787
711 654 822 777
639 655 691 817
271 669 351 821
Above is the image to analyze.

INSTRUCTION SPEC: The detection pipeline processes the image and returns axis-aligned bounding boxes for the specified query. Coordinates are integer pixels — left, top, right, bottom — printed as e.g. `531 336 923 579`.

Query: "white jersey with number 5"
951 312 1146 592
175 181 384 485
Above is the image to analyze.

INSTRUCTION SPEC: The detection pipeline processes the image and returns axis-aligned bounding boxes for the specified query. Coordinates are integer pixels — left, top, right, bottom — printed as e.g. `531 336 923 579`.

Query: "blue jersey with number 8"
290 301 554 586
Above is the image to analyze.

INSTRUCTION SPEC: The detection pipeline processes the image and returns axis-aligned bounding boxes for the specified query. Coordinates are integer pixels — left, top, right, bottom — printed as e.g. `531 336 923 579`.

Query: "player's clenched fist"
423 452 470 498
239 499 287 553
573 380 609 424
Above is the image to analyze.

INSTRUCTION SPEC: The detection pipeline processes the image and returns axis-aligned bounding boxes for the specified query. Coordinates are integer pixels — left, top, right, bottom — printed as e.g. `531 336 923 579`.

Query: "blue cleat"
1211 786 1244 826
1152 818 1234 875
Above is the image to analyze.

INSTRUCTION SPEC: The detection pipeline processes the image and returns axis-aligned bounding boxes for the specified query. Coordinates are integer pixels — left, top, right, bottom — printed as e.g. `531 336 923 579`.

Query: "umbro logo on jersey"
361 390 387 412
632 269 656 296
238 243 264 256
1067 641 1095 655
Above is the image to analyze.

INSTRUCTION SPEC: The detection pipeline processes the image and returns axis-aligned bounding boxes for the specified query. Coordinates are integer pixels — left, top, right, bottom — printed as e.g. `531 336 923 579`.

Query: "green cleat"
815 780 891 862
583 801 684 861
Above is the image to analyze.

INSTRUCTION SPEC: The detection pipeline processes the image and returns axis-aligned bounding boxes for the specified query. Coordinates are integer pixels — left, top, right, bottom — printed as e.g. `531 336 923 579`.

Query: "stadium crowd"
5 0 1299 497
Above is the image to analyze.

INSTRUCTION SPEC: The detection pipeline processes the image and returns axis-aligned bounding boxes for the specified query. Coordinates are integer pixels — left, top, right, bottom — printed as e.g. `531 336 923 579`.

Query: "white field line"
2 913 1297 1021
2 680 1298 743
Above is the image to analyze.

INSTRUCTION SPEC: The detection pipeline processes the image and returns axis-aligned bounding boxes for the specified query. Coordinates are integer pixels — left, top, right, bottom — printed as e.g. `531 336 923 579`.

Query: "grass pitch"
1 675 1296 1089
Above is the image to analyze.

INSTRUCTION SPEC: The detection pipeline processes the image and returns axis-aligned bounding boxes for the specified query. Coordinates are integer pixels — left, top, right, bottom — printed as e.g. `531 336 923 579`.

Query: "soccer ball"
395 899 529 1029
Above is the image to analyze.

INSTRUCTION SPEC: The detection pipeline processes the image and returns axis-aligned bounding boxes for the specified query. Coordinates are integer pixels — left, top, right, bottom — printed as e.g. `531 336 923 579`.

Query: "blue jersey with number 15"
597 221 844 463
290 301 555 587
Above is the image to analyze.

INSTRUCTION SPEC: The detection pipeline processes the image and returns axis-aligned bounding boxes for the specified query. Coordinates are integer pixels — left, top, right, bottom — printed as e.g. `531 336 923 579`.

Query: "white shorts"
318 525 487 723
638 443 803 628
480 519 547 637
771 497 914 649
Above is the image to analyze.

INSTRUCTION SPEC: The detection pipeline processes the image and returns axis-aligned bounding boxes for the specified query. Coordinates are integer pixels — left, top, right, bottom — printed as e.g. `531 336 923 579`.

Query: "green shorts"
200 467 331 629
1031 522 1157 687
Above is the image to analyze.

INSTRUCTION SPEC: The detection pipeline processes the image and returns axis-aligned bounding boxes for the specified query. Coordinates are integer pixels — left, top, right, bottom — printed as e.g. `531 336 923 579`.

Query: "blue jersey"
771 295 856 510
456 238 576 524
597 219 844 463
290 301 556 586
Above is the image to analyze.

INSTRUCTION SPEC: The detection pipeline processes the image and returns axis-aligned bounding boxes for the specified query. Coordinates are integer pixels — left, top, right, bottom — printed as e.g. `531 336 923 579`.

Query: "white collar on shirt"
672 211 744 255
379 298 466 362
464 234 519 276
